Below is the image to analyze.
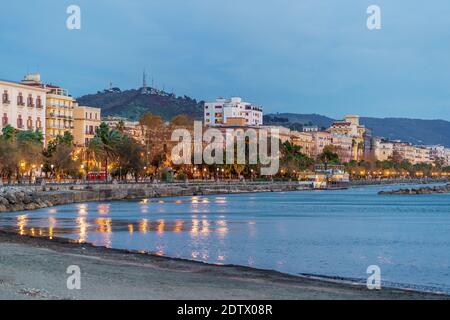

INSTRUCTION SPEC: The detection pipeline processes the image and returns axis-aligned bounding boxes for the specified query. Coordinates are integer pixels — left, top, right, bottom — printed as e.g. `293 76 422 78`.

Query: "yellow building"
328 115 366 161
45 85 76 143
73 106 101 146
291 131 315 158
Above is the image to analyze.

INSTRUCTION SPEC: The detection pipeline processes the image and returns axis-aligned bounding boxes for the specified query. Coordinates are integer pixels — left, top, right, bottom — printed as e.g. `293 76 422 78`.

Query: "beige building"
73 106 101 146
328 115 366 161
311 131 334 157
291 131 315 158
393 142 416 163
103 117 146 145
1 78 47 141
330 134 353 163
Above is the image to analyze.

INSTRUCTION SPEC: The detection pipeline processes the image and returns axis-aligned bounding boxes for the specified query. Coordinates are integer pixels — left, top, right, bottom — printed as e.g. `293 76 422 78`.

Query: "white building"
427 145 450 166
1 79 47 142
204 97 263 127
373 138 394 161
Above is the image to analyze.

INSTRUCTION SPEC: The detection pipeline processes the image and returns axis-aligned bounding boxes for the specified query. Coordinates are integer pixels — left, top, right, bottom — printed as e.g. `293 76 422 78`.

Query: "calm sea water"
1 184 450 293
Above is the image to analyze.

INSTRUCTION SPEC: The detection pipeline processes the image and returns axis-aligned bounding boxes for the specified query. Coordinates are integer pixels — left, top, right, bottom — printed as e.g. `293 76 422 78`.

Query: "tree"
318 145 340 169
88 123 122 180
114 135 145 181
170 114 193 127
1 124 16 141
139 112 167 168
280 141 314 176
45 131 74 157
49 144 81 180
0 127 44 183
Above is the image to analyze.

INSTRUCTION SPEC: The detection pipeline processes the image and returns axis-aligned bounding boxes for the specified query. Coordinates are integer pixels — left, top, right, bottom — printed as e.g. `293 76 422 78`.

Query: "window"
2 113 8 125
36 117 42 129
27 117 33 129
17 93 24 106
17 115 23 128
2 90 10 104
36 96 42 108
27 94 34 107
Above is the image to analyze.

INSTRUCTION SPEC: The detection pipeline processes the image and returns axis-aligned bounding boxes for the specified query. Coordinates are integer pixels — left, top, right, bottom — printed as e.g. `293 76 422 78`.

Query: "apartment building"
413 146 432 165
20 74 75 144
291 131 315 158
103 117 146 145
73 106 101 146
328 115 366 161
330 134 353 163
204 97 263 127
0 78 47 141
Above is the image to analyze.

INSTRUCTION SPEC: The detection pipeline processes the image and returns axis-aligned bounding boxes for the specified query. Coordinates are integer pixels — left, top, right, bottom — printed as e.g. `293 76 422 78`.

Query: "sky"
2 0 450 120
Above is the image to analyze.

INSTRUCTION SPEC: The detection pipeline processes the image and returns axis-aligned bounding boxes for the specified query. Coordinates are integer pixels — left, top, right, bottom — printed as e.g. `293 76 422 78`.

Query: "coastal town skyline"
3 1 450 120
2 0 450 303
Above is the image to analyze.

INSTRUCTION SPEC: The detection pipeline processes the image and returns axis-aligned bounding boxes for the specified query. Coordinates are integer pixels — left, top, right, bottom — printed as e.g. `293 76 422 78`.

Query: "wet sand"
0 231 448 300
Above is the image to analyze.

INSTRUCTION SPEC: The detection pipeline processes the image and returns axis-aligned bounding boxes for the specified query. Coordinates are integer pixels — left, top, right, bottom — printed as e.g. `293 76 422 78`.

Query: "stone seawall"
0 182 308 213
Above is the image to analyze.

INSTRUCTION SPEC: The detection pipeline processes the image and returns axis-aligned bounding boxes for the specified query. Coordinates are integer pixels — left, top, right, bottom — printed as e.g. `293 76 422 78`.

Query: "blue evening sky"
1 0 450 120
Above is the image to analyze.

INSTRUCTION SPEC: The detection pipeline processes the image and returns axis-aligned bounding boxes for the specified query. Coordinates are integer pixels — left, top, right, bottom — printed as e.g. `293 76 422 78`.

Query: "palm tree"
88 123 122 181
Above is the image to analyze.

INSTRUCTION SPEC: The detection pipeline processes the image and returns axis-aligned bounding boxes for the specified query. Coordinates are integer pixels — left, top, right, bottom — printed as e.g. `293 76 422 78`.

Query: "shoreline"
1 178 448 214
0 230 448 300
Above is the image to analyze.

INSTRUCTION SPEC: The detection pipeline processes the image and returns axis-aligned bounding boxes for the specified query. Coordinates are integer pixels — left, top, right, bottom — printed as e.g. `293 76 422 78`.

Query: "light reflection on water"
1 185 450 293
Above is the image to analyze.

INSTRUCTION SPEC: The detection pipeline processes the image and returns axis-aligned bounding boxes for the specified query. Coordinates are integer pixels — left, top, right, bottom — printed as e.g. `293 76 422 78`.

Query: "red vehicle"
87 171 107 182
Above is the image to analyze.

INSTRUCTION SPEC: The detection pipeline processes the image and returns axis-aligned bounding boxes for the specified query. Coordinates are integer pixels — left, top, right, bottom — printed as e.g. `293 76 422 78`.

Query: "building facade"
73 106 101 146
103 117 146 145
0 78 47 141
204 97 263 127
373 138 394 161
291 131 315 158
330 134 353 163
45 86 75 143
328 115 366 161
20 74 75 144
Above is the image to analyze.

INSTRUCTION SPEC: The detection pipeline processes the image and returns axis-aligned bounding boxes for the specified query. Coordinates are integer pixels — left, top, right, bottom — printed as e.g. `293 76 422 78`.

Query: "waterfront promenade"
1 178 448 213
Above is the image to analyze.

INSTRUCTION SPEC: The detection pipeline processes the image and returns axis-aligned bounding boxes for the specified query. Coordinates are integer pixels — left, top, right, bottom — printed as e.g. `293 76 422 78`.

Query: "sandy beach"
0 231 447 300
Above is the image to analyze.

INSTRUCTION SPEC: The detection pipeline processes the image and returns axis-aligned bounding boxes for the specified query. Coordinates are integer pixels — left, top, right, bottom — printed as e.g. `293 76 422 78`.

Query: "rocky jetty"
378 184 450 195
0 187 52 212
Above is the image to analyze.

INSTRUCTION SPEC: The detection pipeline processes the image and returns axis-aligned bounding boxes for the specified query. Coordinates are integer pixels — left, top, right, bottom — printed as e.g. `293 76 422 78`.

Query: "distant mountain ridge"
77 89 450 147
267 113 450 147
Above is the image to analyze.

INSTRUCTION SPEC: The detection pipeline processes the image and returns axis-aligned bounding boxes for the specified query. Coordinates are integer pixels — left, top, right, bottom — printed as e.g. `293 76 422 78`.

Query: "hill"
77 88 204 121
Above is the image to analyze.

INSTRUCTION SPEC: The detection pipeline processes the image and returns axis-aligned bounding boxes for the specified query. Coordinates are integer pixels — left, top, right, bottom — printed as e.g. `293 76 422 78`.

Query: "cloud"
1 0 450 119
